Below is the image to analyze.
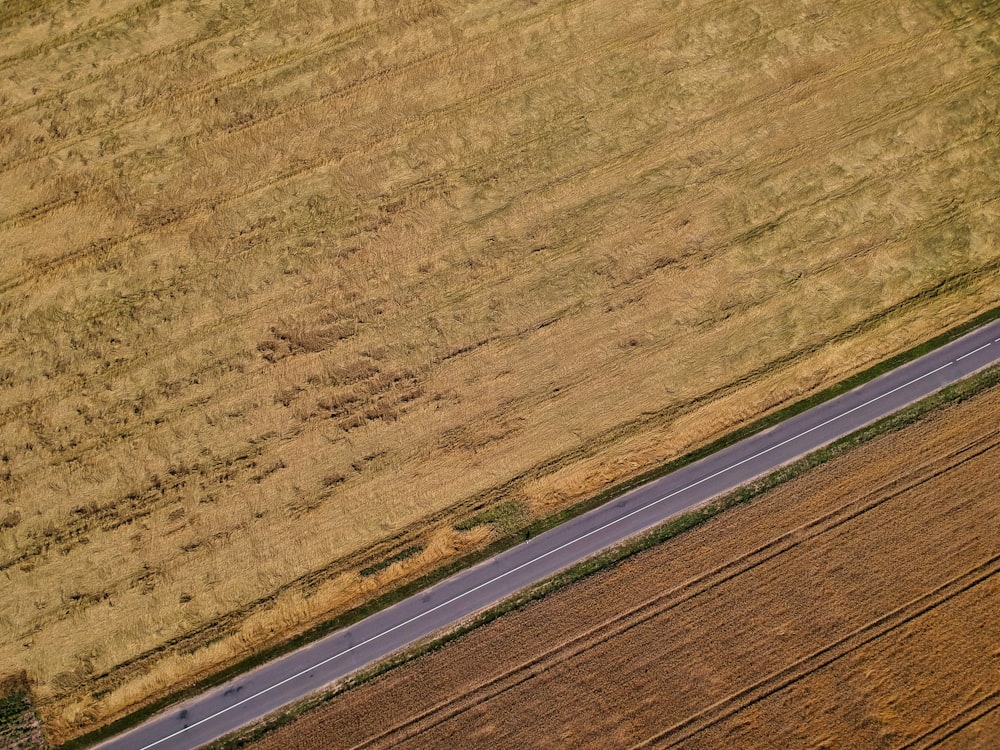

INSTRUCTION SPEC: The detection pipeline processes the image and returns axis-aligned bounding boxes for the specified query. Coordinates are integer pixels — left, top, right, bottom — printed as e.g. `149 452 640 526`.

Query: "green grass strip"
58 305 1000 750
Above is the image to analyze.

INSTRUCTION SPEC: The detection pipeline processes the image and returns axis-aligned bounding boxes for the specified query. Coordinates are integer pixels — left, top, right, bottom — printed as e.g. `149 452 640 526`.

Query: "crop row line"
636 554 1000 748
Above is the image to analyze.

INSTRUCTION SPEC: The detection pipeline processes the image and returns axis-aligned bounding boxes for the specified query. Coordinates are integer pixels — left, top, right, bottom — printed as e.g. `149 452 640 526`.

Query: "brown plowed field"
247 383 1000 750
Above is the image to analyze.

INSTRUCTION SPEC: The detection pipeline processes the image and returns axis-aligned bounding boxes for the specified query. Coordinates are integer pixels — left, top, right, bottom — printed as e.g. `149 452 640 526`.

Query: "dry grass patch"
1 0 999 741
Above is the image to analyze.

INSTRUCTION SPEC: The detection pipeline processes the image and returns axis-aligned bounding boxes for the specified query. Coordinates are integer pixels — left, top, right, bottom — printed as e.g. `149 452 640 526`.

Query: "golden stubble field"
247 380 1000 750
0 0 999 740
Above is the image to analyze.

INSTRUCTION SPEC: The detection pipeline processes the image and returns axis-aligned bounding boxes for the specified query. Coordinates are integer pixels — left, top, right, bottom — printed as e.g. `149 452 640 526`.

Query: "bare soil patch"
246 383 1000 749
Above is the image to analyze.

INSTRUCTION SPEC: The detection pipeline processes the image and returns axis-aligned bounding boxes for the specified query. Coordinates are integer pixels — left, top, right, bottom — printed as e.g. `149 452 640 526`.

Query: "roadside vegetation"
1 0 998 741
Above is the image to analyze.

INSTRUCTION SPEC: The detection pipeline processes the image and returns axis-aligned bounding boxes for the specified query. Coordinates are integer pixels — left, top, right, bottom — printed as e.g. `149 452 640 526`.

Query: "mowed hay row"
246 381 1000 750
1 0 1000 739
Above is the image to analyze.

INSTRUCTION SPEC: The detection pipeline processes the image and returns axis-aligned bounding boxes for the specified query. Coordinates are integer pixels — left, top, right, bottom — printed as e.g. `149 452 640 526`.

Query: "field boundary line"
631 556 1000 749
1 278 993 579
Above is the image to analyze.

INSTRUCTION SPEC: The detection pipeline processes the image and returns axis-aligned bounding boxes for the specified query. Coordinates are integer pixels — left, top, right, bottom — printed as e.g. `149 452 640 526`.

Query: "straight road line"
956 342 992 360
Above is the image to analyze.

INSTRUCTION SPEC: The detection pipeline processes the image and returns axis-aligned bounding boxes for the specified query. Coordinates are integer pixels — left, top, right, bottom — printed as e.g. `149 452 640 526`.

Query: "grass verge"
58 309 1000 750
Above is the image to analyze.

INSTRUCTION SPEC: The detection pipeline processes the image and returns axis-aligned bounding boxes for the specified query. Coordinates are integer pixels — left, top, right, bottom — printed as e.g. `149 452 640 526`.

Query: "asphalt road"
95 317 1000 750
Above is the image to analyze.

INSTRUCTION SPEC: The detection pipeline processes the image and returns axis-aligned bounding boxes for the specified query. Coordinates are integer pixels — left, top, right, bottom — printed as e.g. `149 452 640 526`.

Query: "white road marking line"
956 342 992 361
135 357 961 750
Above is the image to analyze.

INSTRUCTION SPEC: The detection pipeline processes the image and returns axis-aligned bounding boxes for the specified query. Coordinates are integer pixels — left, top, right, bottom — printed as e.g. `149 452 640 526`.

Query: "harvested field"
245 379 1000 750
2 0 1000 740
